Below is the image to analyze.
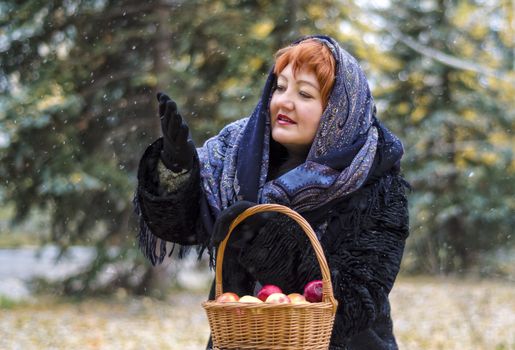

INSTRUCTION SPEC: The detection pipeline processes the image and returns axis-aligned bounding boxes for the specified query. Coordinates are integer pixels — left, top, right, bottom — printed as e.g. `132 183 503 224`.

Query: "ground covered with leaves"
1 276 513 350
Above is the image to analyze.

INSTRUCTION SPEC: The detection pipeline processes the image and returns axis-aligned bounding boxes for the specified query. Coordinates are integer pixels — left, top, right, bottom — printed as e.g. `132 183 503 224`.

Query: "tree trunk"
153 0 172 139
138 1 176 296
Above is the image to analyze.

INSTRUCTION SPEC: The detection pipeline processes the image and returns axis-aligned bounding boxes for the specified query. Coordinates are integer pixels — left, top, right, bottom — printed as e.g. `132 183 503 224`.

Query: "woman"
134 35 410 350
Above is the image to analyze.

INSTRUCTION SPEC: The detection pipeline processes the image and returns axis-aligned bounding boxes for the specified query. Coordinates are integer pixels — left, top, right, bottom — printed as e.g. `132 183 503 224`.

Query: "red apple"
303 280 323 302
288 293 309 304
265 292 291 304
216 292 239 303
257 284 283 302
239 295 263 303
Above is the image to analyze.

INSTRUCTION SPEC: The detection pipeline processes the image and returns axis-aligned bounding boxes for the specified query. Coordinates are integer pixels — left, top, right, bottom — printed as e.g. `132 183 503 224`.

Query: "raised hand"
157 92 196 172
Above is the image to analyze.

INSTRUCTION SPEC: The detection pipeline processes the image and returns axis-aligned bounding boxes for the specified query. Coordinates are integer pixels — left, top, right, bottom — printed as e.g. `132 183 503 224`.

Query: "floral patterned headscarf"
198 35 404 215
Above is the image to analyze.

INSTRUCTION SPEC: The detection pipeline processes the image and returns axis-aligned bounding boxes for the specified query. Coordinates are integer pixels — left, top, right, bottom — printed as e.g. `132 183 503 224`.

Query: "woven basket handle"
215 203 338 309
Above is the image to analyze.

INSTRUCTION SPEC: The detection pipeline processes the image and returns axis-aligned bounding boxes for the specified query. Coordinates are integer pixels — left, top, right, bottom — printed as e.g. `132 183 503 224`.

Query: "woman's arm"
133 93 212 264
134 138 210 265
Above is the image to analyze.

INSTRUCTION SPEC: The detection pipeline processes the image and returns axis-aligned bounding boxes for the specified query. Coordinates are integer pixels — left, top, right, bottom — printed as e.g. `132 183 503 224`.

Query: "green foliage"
0 0 343 293
0 295 24 309
0 0 513 296
365 0 515 274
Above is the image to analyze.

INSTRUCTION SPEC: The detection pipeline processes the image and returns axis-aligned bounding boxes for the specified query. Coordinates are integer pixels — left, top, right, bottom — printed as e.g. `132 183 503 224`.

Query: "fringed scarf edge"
133 193 200 266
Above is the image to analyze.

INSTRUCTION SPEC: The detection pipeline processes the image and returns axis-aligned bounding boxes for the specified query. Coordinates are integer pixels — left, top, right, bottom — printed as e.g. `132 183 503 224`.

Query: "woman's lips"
277 114 296 125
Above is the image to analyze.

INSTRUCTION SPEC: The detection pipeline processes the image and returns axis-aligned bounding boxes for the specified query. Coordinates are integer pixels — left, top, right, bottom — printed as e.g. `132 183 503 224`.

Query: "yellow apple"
239 295 263 303
288 293 309 304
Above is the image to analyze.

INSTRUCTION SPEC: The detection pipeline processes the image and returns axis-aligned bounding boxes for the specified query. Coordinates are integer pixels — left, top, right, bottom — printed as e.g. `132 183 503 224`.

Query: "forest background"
0 1 513 349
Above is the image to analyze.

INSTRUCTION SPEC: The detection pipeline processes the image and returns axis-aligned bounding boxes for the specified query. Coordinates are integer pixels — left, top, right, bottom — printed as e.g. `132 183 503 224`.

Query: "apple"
216 292 239 303
303 280 323 302
239 295 263 303
265 292 291 304
288 293 309 304
257 284 283 302
238 295 263 316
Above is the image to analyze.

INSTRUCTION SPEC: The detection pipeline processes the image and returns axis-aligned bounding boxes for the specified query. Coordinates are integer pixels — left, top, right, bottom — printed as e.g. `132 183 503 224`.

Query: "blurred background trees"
366 0 514 274
0 0 513 295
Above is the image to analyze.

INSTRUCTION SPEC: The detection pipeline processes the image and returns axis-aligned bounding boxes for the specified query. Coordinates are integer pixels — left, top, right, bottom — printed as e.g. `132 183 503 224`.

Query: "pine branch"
384 25 514 83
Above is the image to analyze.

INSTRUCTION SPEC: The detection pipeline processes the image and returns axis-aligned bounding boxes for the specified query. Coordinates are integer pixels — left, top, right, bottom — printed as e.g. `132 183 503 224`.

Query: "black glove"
157 92 196 172
211 201 275 250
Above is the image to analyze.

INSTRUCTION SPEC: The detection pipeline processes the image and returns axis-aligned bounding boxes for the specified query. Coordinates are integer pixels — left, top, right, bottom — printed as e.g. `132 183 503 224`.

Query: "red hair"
273 39 336 107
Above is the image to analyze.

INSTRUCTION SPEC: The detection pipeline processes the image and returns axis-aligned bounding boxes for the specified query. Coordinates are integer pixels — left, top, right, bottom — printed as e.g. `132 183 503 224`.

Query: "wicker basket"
202 204 338 350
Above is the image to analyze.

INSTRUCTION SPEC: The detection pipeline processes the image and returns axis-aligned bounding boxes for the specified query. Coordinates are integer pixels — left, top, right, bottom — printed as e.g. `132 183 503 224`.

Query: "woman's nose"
276 91 294 110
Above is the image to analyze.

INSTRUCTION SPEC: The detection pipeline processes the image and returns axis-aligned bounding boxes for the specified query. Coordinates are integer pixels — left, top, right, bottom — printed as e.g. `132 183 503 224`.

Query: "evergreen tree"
0 0 342 294
369 0 514 274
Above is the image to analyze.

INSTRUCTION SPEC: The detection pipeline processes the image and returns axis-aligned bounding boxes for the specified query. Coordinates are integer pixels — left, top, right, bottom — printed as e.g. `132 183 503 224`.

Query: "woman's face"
270 63 323 156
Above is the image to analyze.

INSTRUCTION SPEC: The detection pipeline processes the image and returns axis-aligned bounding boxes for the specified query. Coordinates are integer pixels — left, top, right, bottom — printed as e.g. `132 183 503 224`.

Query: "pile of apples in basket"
217 280 323 304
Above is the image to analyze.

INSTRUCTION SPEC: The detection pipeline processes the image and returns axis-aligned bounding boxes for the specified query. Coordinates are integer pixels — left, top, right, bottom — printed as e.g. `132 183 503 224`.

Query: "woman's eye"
300 91 312 98
275 85 285 92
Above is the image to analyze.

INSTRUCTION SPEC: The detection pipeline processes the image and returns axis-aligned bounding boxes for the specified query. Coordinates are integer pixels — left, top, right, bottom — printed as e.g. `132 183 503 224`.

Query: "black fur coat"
135 140 410 350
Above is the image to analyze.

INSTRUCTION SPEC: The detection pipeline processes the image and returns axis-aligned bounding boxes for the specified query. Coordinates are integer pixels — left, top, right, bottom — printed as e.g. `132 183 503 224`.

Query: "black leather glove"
157 92 196 172
211 201 275 250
